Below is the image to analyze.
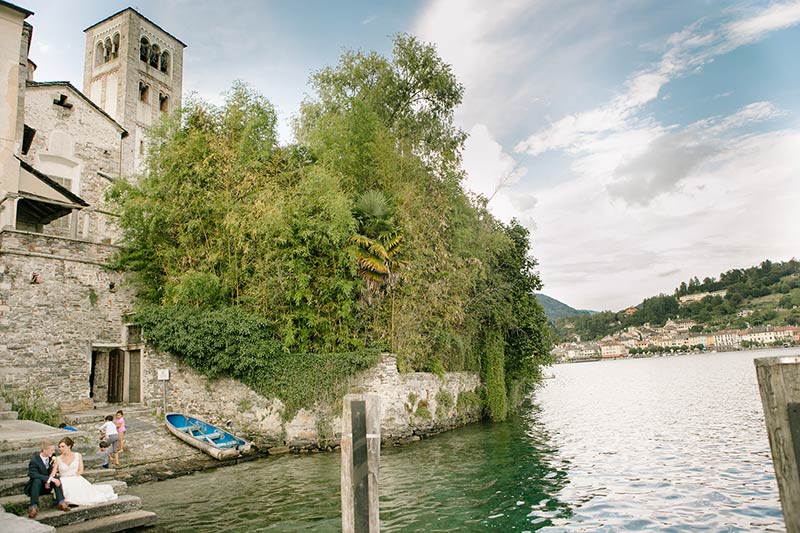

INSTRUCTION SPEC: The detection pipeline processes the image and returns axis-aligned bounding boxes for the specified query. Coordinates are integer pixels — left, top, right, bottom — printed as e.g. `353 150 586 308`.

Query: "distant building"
600 343 627 359
679 290 727 305
622 307 638 316
713 330 740 349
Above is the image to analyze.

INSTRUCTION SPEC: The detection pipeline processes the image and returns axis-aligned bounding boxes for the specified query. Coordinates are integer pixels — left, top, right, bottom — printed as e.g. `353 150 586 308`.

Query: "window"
149 44 160 68
45 176 73 235
159 93 168 112
112 33 120 59
139 82 149 103
95 42 104 67
160 51 169 74
104 38 112 62
139 37 150 62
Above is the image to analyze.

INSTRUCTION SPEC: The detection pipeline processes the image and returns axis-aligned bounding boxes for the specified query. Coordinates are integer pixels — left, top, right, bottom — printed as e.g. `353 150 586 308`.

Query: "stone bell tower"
82 8 186 176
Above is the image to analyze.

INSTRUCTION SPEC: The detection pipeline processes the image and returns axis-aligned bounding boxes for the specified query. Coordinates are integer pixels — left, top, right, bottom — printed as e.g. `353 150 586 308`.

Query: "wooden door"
108 349 124 403
128 350 141 403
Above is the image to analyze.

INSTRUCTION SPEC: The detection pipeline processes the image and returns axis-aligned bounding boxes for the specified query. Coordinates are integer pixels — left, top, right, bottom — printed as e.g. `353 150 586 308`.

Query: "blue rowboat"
165 413 250 460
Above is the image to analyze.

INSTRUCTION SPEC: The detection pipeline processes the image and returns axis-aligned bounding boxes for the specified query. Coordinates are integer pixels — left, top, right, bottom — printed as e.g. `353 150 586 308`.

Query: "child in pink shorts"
115 410 126 453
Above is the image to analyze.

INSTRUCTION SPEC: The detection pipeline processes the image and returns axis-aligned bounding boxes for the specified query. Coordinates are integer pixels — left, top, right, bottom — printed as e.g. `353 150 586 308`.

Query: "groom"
24 440 69 518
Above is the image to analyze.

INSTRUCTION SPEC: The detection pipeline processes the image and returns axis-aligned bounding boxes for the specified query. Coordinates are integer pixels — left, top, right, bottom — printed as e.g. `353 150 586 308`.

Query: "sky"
18 0 800 311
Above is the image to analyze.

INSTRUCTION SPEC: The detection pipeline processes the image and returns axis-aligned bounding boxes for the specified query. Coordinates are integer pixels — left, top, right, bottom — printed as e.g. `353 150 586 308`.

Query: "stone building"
0 3 483 445
82 8 185 176
0 3 174 410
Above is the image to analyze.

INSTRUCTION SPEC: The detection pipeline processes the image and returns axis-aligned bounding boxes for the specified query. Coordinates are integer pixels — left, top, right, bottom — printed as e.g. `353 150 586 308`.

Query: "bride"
52 437 118 506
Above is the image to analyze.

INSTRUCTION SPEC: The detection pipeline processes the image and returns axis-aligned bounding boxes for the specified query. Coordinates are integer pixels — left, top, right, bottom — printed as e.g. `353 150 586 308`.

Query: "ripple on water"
130 350 786 531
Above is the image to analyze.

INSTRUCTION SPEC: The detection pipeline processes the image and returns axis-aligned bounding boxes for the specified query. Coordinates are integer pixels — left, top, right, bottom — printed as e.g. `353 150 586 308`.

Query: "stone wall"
141 350 482 449
23 84 125 244
0 228 135 402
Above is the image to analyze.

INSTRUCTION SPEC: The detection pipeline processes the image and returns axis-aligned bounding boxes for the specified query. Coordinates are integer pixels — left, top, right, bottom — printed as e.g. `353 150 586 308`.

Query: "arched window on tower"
159 93 169 112
112 33 120 59
149 44 160 68
94 41 104 66
139 82 149 104
160 51 169 74
139 37 150 62
104 38 112 62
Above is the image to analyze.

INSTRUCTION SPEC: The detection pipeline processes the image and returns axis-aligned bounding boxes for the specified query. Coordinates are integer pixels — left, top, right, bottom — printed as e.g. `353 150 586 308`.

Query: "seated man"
24 440 69 518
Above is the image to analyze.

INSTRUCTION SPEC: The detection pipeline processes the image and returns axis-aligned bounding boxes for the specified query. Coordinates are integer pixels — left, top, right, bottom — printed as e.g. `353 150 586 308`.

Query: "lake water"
130 349 788 531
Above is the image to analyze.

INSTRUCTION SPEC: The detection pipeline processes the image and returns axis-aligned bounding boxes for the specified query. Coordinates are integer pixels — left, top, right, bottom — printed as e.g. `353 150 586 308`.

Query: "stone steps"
35 495 142 528
0 452 104 481
0 469 115 497
0 444 99 467
64 407 151 427
56 509 157 532
0 411 18 421
0 480 127 512
0 422 87 453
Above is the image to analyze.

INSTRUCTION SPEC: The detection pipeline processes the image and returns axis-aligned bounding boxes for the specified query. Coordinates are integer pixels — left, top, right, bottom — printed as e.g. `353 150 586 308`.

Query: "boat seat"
205 431 223 440
217 441 239 449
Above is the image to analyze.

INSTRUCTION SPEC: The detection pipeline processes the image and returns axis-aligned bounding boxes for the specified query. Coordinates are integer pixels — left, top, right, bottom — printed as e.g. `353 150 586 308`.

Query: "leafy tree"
109 39 553 421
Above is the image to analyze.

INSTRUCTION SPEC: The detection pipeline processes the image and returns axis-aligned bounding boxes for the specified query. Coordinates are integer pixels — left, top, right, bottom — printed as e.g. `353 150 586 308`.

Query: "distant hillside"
535 293 595 322
553 258 800 342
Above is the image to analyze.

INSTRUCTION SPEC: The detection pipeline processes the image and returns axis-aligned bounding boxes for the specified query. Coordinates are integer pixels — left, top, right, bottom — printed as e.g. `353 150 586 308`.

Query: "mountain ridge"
535 293 596 322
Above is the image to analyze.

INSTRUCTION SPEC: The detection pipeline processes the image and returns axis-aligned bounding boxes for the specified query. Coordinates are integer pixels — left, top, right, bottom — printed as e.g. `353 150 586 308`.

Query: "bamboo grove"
109 35 553 420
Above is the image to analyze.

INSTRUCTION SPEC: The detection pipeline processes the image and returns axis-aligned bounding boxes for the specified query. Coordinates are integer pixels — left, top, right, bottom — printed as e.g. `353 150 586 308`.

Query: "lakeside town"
554 317 800 362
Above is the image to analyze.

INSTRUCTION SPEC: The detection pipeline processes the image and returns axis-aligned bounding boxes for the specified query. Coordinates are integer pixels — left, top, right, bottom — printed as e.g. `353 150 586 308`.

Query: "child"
98 415 120 466
97 441 110 468
115 410 126 453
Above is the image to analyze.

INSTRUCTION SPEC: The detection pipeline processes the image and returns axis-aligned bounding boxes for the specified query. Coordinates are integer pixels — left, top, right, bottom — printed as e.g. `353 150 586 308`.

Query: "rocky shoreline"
66 404 484 488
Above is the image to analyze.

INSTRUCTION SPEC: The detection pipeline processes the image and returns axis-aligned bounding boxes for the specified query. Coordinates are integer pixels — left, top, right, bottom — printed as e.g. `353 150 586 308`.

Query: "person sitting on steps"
24 440 70 518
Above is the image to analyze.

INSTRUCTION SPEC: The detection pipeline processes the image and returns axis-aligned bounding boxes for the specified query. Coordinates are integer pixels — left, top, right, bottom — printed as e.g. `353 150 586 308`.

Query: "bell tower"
82 8 186 176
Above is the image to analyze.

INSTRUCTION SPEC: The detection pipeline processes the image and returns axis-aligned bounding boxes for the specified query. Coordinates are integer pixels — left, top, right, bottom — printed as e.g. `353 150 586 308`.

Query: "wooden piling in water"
341 394 381 533
755 355 800 533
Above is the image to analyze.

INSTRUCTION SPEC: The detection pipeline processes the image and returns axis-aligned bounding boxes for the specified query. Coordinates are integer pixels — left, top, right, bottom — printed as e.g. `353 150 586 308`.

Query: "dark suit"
25 453 64 509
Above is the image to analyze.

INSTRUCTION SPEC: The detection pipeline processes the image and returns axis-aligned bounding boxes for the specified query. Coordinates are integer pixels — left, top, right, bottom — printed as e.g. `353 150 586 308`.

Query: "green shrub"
3 388 62 427
435 389 454 419
482 331 508 422
135 305 380 420
415 401 432 420
456 388 483 422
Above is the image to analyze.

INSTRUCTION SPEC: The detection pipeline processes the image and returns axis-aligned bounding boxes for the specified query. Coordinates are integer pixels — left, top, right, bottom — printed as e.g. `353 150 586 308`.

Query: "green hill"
535 293 595 322
554 259 800 342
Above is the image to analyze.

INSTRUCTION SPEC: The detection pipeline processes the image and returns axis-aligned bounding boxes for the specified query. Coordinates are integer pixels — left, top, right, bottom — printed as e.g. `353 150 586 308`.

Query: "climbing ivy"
135 306 379 420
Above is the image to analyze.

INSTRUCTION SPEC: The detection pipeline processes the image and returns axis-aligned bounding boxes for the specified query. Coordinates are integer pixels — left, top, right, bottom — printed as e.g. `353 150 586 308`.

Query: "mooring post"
341 393 380 533
755 355 800 533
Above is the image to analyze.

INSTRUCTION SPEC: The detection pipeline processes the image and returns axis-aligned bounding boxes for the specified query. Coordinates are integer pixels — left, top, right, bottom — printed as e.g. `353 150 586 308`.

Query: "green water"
131 349 786 531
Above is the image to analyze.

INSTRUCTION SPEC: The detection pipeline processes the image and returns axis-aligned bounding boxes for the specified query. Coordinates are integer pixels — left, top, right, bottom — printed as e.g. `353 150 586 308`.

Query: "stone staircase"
0 401 18 421
0 408 157 532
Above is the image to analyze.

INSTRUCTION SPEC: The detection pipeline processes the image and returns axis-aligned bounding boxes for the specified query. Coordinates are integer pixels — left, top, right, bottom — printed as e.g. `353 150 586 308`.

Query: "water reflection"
132 410 570 532
131 349 786 531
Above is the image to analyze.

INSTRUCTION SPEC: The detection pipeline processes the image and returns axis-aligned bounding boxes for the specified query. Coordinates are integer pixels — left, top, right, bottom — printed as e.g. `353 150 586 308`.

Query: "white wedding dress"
57 453 118 506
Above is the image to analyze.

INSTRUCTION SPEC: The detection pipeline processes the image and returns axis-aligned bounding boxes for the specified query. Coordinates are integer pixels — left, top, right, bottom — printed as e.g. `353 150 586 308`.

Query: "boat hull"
165 413 250 460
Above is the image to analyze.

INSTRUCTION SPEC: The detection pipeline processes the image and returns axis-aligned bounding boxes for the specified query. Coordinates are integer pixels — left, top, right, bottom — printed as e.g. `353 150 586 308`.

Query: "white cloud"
461 124 528 210
727 1 800 44
516 2 800 158
534 127 800 310
415 0 800 311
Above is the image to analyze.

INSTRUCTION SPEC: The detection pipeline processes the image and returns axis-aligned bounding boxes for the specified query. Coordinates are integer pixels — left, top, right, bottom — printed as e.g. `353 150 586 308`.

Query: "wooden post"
341 394 380 533
755 355 800 533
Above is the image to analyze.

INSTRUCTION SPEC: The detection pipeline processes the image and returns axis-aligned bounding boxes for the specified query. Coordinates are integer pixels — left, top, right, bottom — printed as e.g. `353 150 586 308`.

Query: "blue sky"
20 0 800 310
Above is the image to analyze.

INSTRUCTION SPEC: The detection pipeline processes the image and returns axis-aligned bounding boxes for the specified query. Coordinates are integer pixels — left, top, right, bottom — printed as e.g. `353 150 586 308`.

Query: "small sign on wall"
157 368 170 381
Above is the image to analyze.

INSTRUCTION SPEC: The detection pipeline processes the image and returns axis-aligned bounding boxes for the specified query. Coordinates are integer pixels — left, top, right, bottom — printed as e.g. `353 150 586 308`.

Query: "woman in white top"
98 415 120 466
52 437 118 506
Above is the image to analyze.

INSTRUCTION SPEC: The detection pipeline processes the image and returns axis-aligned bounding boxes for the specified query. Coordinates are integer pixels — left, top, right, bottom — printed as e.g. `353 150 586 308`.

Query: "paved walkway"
0 420 78 452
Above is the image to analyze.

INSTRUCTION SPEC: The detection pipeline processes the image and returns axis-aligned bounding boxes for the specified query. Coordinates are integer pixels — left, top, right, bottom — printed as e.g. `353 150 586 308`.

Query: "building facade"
82 8 185 176
0 3 184 410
